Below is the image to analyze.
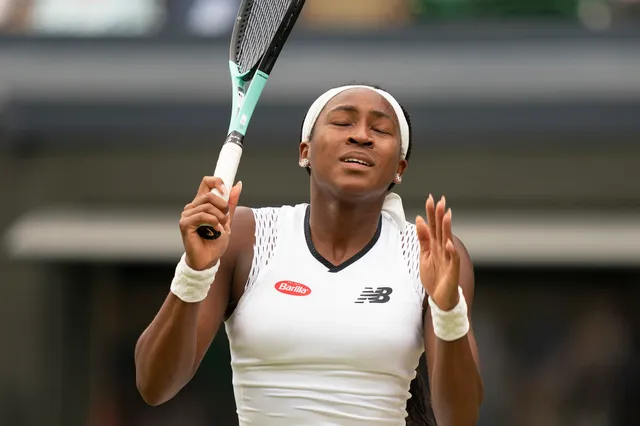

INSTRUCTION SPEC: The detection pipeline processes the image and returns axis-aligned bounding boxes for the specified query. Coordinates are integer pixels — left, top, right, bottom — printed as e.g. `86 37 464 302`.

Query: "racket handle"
197 136 244 240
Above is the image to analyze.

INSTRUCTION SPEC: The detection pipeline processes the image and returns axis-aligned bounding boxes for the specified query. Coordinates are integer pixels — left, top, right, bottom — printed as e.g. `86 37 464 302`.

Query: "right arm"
134 178 254 406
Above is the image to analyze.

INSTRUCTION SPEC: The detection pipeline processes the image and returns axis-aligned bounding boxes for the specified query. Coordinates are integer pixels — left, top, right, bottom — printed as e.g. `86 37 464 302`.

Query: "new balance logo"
355 287 393 304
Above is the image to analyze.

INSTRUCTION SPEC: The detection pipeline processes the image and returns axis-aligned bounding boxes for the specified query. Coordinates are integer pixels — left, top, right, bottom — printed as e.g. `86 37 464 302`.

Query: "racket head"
229 0 304 79
257 0 307 75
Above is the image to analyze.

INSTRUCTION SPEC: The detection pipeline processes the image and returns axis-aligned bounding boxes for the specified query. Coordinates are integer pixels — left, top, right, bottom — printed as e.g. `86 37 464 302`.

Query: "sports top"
224 204 425 425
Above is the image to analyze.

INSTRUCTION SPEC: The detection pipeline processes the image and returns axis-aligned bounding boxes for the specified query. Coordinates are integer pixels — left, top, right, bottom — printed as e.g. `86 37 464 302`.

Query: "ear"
396 158 408 180
299 141 310 162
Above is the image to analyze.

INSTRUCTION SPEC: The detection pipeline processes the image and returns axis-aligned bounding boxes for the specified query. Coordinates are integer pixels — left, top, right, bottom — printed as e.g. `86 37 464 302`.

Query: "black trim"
303 205 382 273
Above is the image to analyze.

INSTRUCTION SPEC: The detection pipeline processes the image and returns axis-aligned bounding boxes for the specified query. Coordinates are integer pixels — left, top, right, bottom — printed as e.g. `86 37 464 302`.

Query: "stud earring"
299 158 310 168
394 174 402 184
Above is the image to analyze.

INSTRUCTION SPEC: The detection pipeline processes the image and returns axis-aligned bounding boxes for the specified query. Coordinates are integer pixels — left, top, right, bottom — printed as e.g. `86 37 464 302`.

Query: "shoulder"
230 204 305 245
228 206 282 248
228 206 257 248
217 207 257 277
229 204 306 258
225 205 284 307
250 205 287 232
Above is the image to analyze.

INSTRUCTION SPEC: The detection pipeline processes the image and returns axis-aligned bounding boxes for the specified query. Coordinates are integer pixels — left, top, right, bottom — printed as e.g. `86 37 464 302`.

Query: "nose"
348 122 373 148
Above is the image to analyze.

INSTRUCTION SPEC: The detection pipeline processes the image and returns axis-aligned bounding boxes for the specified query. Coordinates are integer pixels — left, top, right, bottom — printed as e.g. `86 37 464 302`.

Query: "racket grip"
197 138 244 240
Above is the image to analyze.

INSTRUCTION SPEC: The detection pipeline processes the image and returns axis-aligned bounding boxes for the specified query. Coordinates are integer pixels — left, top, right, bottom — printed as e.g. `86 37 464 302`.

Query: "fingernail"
238 181 243 191
221 183 228 195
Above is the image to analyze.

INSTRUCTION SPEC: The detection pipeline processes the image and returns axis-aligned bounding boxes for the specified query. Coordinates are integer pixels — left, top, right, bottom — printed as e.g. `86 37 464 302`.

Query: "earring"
394 174 402 184
299 158 310 168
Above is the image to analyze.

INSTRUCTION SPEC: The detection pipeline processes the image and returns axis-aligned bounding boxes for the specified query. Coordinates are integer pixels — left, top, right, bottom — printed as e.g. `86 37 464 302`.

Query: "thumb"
415 215 431 252
225 181 243 232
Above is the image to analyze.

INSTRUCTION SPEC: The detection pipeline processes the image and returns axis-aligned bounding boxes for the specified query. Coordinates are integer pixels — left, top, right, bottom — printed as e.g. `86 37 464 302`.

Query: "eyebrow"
328 105 396 124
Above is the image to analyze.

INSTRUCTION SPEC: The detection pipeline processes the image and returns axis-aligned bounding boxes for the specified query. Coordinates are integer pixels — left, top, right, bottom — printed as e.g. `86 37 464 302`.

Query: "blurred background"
1 0 640 425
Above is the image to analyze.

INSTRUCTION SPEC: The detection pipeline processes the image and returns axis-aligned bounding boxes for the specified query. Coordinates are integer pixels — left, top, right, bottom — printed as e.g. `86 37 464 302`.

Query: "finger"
425 194 437 245
180 212 221 233
443 208 454 252
446 238 460 271
415 215 431 253
191 192 230 214
211 178 228 199
436 196 446 248
182 203 227 223
224 181 243 233
196 176 227 197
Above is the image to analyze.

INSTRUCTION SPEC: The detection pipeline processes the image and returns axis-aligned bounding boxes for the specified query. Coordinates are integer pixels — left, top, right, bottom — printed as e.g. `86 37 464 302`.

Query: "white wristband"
428 286 470 342
170 253 219 303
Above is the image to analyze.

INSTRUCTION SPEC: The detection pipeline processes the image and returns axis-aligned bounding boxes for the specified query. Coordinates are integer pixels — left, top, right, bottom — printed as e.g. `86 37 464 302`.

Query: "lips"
340 152 375 167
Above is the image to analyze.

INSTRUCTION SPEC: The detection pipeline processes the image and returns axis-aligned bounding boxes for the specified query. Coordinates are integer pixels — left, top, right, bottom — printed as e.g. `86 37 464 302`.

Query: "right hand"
179 176 243 271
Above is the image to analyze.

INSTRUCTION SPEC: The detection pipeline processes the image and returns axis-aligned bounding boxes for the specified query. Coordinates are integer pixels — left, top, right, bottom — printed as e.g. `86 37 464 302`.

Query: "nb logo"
355 287 393 304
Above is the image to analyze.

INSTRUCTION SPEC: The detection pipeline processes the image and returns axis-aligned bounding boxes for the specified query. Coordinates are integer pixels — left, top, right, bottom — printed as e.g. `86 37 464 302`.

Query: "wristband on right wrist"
170 254 219 303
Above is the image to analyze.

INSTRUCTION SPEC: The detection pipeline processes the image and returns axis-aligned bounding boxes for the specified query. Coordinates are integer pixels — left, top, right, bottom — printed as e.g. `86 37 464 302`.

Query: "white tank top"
224 204 425 425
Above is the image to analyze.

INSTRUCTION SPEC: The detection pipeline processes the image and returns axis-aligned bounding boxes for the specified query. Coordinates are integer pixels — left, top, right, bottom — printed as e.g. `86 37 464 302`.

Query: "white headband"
301 85 410 231
301 85 410 159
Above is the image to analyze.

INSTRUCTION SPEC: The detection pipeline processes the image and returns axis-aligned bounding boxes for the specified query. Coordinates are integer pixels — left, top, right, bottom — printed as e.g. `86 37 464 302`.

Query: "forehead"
323 88 397 117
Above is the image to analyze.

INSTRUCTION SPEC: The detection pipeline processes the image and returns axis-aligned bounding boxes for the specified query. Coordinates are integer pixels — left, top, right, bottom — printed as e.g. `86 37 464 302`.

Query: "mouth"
340 153 374 168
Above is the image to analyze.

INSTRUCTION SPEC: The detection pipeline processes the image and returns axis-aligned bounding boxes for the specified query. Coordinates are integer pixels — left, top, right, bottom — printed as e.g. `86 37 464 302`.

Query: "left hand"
415 195 461 311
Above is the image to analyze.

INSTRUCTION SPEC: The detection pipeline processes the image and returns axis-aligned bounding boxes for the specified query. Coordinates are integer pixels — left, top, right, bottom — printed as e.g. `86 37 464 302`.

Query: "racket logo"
275 281 312 297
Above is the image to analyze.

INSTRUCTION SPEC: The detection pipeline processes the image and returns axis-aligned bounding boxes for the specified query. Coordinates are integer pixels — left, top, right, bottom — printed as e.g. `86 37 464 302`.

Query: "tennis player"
135 85 484 425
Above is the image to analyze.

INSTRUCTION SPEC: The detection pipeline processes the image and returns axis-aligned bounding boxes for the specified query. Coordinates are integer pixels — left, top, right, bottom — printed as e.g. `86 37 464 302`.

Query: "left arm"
424 237 483 426
416 196 484 425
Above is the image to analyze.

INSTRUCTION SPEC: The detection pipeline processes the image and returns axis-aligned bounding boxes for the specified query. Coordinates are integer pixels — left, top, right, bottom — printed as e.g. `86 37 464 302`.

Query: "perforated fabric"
400 223 425 301
246 207 280 291
246 207 424 302
226 205 425 426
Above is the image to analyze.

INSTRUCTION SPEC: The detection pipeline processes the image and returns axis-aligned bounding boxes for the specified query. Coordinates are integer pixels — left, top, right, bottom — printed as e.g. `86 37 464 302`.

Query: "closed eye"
332 122 351 127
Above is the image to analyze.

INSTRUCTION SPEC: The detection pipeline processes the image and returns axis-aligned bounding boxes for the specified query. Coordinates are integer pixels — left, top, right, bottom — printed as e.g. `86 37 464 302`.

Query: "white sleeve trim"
400 223 425 302
245 207 280 292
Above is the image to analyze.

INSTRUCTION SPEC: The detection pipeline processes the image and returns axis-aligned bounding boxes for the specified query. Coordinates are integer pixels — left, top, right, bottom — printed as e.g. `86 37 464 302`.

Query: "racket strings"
236 0 292 74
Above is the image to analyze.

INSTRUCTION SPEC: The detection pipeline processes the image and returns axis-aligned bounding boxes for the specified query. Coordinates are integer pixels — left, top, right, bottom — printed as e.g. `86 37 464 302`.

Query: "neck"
308 188 385 266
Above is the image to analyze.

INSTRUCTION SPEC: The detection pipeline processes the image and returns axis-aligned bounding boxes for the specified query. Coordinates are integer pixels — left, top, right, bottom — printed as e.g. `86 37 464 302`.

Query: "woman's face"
300 88 407 201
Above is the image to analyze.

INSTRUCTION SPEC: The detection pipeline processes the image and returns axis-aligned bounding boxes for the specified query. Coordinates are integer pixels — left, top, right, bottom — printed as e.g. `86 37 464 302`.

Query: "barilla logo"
275 281 311 296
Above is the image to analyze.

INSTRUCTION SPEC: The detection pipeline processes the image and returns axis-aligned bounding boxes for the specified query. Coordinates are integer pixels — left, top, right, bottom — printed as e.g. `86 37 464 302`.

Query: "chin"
330 176 385 201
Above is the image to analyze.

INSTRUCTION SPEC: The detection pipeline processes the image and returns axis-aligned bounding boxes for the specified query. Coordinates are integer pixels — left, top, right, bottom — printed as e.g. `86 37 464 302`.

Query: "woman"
135 85 484 425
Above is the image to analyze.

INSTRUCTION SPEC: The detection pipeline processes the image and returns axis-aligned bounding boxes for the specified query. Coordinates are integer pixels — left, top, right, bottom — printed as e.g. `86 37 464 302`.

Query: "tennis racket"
197 0 307 240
